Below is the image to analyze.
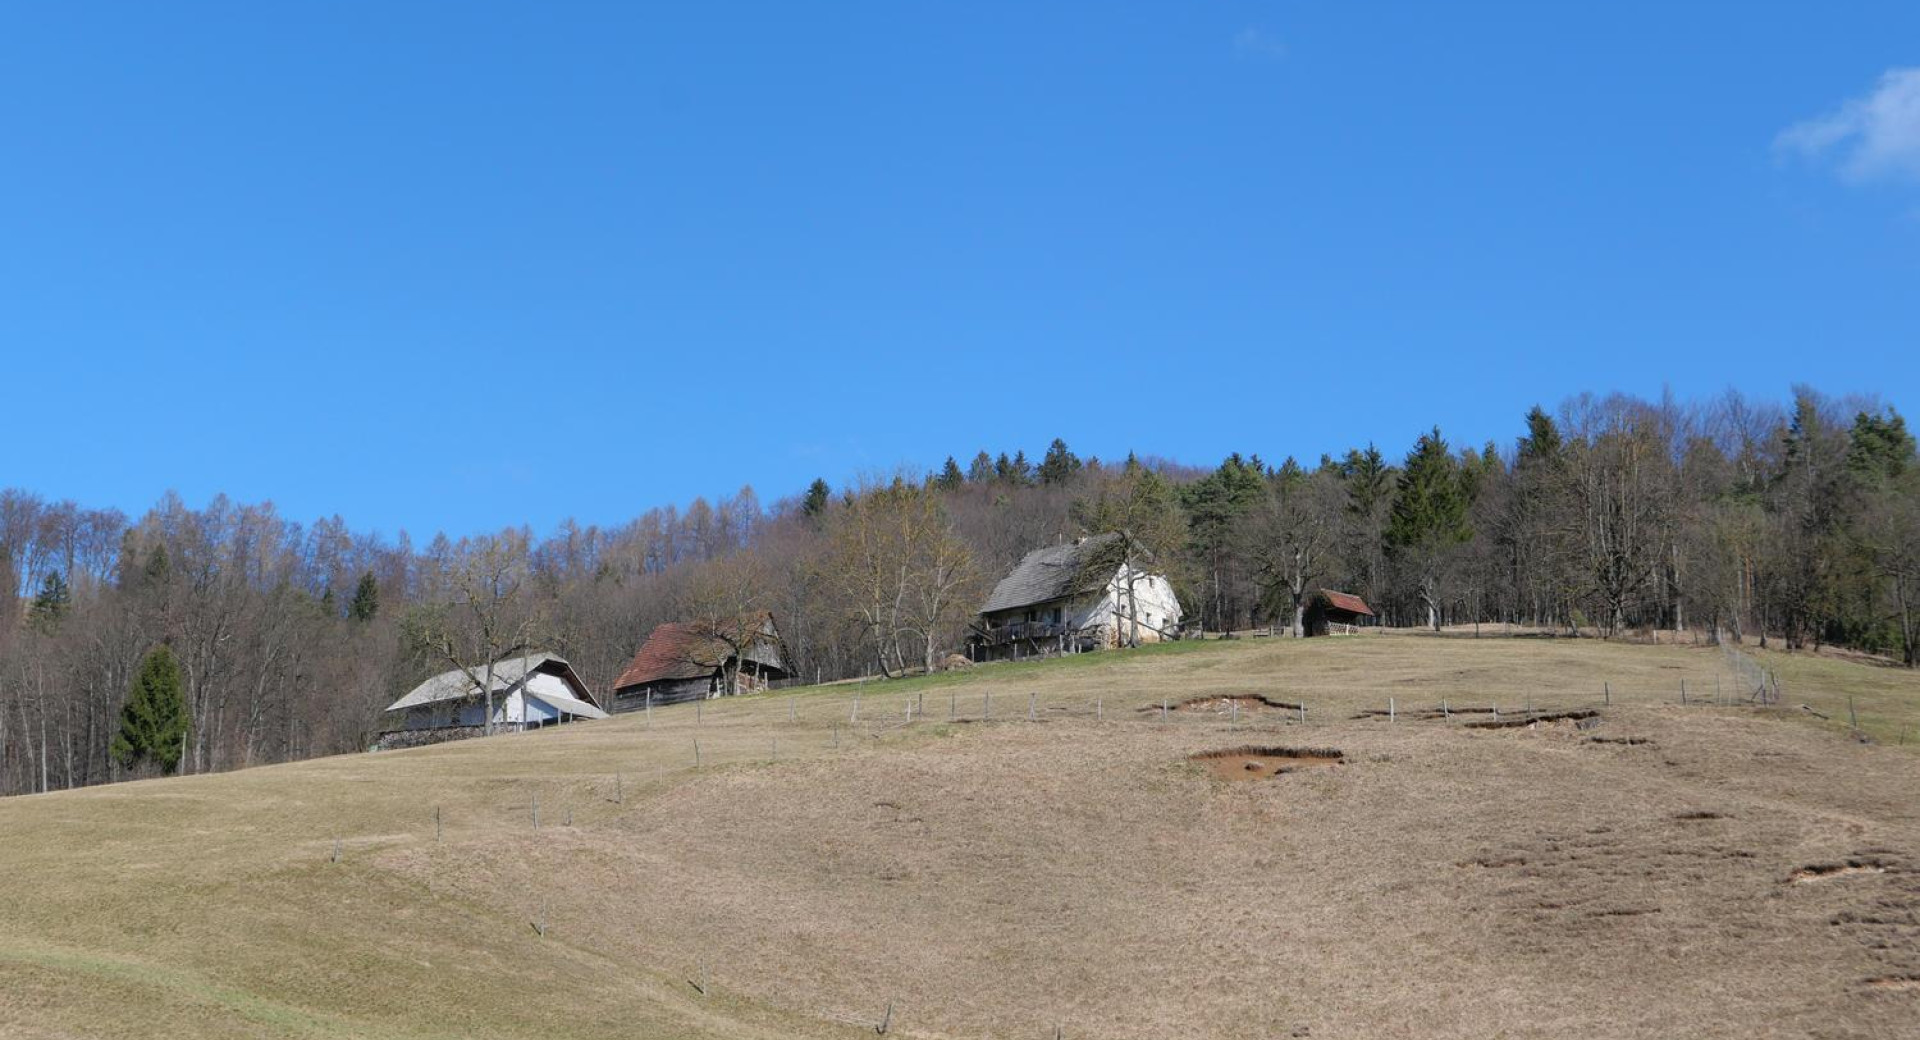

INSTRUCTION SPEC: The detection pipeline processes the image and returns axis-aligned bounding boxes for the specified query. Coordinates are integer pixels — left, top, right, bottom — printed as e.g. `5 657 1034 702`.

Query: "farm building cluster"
374 537 1371 747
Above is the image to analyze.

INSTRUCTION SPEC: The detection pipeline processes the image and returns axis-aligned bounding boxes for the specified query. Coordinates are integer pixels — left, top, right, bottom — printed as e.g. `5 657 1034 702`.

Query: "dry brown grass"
3 634 1919 1039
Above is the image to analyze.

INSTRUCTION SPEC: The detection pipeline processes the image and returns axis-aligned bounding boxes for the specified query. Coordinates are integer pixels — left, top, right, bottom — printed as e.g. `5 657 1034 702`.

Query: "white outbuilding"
377 652 606 748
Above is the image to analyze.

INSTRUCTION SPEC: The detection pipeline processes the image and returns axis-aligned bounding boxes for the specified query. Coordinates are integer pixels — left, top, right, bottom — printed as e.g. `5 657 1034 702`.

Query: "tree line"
1 385 1915 795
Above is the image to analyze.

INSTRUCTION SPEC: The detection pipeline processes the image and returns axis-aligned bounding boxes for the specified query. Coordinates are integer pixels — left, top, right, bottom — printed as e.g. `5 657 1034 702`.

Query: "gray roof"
385 652 586 712
980 533 1126 614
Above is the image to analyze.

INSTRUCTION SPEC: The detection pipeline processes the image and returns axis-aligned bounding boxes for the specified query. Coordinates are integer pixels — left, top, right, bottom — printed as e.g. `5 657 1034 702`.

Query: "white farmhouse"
969 532 1183 662
376 651 607 748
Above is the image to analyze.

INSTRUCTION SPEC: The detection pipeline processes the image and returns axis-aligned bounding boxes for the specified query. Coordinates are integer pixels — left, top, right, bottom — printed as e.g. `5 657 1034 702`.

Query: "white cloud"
1777 67 1920 182
1233 27 1287 60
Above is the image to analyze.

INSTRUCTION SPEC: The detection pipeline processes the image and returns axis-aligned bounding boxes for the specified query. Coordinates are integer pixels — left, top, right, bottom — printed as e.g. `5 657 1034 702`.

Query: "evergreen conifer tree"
1038 439 1082 485
935 456 965 490
1008 450 1034 485
29 570 69 628
966 451 995 482
1387 428 1472 630
348 571 380 622
802 478 831 518
111 645 190 775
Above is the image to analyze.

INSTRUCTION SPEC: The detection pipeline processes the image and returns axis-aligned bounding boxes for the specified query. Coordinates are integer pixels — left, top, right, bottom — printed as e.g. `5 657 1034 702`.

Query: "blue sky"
3 3 1917 540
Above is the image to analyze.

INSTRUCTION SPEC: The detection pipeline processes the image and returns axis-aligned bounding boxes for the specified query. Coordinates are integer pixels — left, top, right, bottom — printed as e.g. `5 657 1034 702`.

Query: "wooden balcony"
973 620 1072 646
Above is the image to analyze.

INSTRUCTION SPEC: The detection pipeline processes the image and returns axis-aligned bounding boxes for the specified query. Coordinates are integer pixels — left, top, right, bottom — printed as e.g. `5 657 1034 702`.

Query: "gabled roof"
981 532 1128 614
1315 590 1375 616
614 614 787 692
385 652 597 712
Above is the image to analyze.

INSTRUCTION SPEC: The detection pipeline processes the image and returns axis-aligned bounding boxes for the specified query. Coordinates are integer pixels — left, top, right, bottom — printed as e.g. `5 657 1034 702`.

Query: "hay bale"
942 653 974 672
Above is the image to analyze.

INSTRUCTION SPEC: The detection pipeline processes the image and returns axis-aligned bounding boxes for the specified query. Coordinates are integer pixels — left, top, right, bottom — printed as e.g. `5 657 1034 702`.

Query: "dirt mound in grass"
1190 745 1344 780
1145 694 1304 716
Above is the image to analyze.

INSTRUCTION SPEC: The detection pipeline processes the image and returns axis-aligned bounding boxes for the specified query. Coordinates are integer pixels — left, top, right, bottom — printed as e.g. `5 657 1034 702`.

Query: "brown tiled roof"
613 613 787 692
1316 590 1375 616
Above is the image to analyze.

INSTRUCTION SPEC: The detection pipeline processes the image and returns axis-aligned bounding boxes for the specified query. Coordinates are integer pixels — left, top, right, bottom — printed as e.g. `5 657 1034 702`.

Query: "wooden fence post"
532 793 539 829
694 739 701 769
434 806 442 841
1029 692 1037 721
646 691 653 727
1389 697 1395 722
331 837 341 864
1604 681 1610 706
877 1000 892 1035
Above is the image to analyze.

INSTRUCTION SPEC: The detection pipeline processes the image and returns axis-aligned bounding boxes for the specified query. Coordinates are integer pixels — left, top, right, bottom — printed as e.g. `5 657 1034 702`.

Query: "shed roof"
1315 590 1375 617
981 532 1128 614
385 652 597 713
525 687 609 721
614 614 787 692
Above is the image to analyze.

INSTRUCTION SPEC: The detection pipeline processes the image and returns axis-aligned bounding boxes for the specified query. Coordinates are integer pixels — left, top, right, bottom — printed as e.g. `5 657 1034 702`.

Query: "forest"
1 385 1915 796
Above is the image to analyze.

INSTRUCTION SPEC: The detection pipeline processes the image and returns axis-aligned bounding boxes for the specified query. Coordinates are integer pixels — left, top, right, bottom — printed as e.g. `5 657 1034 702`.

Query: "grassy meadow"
3 633 1918 1039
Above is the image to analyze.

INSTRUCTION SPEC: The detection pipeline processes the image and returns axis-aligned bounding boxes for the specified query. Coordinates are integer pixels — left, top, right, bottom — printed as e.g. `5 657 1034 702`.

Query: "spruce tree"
935 456 966 490
1038 439 1083 485
111 646 191 776
1518 405 1562 464
1387 428 1472 630
1008 450 1034 485
348 571 380 622
29 570 69 628
802 478 831 518
967 451 995 482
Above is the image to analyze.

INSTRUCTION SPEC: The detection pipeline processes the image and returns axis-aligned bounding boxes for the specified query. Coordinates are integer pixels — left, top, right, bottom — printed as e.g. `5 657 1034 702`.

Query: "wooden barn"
1304 590 1375 636
969 532 1183 662
610 613 791 710
376 652 606 748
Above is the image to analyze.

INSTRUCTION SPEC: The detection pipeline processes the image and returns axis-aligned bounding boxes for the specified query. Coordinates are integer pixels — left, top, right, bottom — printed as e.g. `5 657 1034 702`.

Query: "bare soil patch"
1189 745 1344 780
1863 975 1920 992
1790 860 1889 884
1147 694 1304 716
1464 708 1601 730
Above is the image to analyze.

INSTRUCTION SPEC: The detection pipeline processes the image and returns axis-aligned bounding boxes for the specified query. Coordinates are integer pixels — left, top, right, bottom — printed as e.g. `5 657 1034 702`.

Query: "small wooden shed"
609 613 791 710
1303 590 1375 636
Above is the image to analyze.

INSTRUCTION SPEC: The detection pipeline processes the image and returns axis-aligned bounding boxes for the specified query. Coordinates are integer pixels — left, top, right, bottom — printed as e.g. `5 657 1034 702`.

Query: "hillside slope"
3 635 1918 1039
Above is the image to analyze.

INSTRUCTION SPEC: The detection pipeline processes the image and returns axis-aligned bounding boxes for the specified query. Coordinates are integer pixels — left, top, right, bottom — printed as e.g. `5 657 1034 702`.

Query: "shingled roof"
980 532 1127 614
614 614 787 692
